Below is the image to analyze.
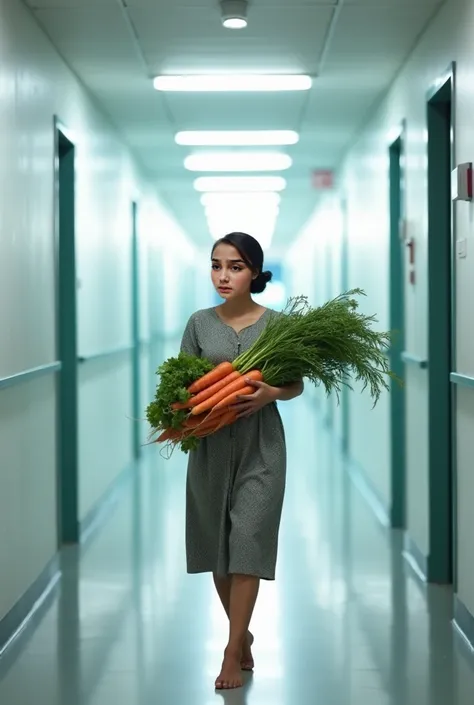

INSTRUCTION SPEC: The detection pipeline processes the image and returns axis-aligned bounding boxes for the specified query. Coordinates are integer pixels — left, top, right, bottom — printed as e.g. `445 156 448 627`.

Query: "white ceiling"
25 0 444 250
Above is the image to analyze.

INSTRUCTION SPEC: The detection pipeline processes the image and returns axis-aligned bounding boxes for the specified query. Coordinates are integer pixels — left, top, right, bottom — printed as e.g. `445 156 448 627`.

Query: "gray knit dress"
180 307 287 581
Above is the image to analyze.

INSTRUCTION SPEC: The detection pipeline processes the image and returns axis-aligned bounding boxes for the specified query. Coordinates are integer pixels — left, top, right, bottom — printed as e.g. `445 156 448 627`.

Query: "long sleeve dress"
180 307 287 581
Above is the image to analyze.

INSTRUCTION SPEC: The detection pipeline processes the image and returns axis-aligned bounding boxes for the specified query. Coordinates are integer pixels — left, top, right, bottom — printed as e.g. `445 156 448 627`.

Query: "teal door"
426 68 455 584
389 133 406 528
55 120 79 544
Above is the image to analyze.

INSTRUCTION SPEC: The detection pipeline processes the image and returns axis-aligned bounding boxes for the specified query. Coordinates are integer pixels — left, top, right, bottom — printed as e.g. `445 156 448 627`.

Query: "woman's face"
211 242 255 300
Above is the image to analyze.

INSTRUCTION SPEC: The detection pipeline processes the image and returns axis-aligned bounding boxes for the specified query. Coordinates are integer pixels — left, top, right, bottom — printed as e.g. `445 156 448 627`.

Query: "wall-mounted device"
451 162 473 202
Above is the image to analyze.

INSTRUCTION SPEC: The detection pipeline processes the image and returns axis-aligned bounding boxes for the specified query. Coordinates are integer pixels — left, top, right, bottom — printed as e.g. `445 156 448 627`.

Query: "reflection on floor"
1 397 473 705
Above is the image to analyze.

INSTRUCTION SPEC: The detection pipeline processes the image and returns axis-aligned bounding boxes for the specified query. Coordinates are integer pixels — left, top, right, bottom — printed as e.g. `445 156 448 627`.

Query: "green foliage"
235 290 395 406
146 351 213 435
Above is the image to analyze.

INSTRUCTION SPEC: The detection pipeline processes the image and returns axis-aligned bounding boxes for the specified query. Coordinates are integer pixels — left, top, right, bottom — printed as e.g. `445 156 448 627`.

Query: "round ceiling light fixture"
220 0 248 29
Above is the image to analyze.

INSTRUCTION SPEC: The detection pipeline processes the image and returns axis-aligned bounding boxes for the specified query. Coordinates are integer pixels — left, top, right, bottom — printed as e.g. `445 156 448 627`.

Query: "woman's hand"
233 378 279 418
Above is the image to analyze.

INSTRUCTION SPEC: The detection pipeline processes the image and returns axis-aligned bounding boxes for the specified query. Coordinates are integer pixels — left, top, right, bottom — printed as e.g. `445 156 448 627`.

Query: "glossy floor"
1 398 474 704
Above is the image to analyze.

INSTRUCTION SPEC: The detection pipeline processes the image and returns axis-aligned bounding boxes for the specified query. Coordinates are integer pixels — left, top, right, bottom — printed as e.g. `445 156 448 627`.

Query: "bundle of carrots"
157 366 264 446
146 290 395 454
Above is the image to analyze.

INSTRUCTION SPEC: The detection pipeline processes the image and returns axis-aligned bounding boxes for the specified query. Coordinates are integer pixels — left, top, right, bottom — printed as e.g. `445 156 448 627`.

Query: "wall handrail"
0 362 62 390
78 344 134 364
450 372 474 389
401 351 428 369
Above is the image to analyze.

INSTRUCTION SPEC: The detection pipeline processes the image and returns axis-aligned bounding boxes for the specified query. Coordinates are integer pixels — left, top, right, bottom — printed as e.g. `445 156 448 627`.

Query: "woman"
180 232 304 690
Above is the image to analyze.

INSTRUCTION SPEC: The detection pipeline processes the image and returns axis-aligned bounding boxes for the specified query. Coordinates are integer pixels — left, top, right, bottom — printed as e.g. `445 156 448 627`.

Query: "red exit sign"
311 169 334 190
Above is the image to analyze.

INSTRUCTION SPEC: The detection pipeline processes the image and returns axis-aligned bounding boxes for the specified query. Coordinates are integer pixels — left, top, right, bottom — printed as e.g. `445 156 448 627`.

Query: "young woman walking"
180 232 303 690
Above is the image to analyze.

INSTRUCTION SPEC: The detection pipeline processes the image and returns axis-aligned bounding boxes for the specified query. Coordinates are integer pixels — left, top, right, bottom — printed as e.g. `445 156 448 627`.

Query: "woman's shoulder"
264 307 282 319
186 308 216 327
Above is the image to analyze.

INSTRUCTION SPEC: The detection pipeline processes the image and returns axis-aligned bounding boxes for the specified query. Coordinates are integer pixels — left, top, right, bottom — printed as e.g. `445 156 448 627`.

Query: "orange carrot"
188 370 241 407
194 409 237 437
188 361 234 394
182 407 227 429
191 370 262 416
182 413 208 429
213 384 256 411
156 427 184 442
172 371 241 412
171 400 192 411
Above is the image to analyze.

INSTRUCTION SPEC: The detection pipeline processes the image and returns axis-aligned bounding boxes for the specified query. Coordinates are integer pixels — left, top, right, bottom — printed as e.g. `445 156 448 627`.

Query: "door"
389 131 406 528
426 65 455 584
55 120 78 544
131 201 141 459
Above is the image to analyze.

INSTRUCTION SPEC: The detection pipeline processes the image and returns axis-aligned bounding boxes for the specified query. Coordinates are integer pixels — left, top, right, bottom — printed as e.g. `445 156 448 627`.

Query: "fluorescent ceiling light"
194 176 287 192
185 152 292 173
201 191 281 207
153 75 312 92
176 130 299 147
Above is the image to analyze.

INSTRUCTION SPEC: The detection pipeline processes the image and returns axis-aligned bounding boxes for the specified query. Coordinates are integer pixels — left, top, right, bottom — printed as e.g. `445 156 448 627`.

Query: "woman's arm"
234 379 304 418
180 313 201 357
271 380 304 402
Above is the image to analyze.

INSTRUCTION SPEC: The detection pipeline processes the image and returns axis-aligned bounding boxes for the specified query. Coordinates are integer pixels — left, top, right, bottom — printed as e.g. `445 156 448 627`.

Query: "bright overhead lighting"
185 152 292 172
223 17 247 28
221 0 248 29
200 192 281 207
176 130 299 147
194 176 287 192
153 75 312 92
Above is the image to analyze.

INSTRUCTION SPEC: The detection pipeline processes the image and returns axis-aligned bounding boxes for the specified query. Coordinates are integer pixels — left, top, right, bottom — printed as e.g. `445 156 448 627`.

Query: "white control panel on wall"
456 239 467 259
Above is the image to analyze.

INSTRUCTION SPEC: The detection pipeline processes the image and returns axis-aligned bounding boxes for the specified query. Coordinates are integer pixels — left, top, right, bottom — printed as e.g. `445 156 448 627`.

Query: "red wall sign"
312 169 334 190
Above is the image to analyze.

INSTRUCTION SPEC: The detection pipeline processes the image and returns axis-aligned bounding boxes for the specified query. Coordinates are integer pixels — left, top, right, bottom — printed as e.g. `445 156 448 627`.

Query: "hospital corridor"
1 0 474 703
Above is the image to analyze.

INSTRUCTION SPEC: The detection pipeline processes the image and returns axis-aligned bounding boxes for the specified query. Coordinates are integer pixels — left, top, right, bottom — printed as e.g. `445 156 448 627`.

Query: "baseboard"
453 594 474 655
0 555 60 660
402 533 427 584
346 459 390 529
80 460 136 549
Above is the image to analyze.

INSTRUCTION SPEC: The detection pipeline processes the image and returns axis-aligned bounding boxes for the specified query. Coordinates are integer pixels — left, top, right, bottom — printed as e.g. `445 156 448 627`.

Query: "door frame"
53 116 79 545
388 120 407 528
425 62 456 584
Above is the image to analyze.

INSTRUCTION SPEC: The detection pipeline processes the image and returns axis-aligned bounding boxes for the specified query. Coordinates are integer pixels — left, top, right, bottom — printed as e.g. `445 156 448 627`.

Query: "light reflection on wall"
253 280 287 310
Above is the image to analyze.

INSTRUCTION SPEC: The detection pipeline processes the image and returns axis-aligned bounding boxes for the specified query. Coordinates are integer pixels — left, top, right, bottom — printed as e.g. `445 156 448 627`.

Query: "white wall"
286 196 345 427
291 0 474 617
0 0 198 623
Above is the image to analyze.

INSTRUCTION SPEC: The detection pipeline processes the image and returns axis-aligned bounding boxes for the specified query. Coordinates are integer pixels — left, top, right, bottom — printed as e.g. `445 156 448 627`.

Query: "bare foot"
241 631 254 671
215 648 243 689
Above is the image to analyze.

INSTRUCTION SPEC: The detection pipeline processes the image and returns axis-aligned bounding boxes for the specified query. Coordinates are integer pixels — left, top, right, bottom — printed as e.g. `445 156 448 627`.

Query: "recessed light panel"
153 75 312 92
176 131 299 146
185 152 292 172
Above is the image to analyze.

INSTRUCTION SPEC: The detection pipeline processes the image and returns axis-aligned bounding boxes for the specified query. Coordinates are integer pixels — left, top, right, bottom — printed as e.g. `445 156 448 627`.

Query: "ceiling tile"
26 0 114 7
129 5 333 74
28 0 445 249
329 5 443 62
162 92 309 131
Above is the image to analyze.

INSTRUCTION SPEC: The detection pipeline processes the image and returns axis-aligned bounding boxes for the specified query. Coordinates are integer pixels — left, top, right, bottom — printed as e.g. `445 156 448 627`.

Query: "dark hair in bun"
251 269 273 294
211 232 273 294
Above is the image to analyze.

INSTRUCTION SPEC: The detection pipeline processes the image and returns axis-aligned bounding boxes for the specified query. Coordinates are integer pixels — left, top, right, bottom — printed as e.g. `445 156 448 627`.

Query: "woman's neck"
219 295 261 317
